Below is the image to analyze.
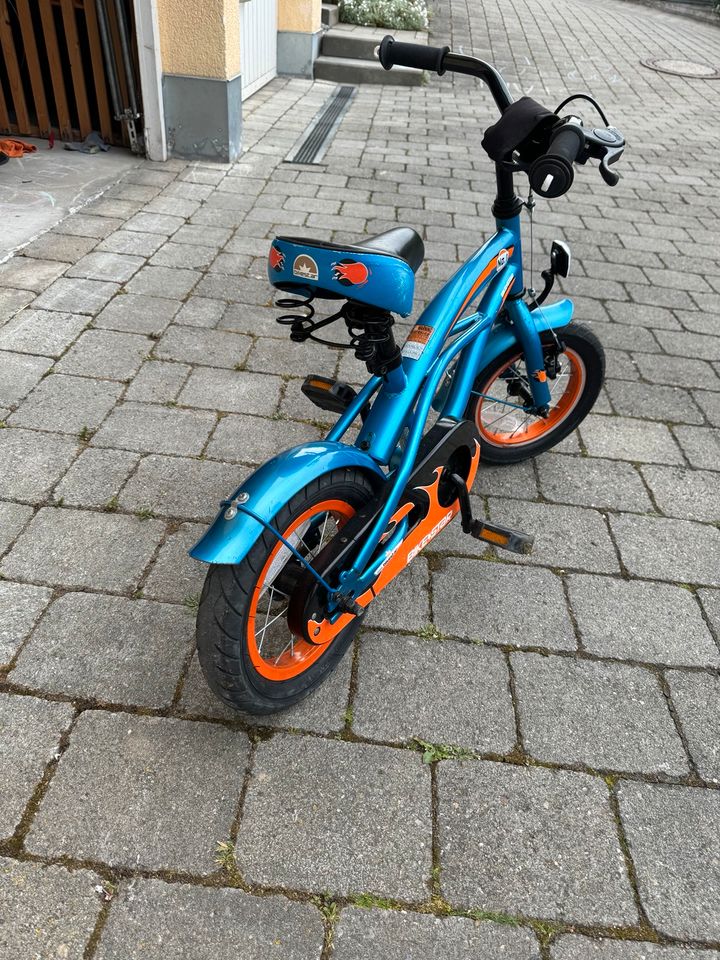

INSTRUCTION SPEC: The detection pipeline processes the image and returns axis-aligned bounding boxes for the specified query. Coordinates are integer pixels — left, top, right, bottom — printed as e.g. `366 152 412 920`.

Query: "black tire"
196 467 377 715
464 321 605 465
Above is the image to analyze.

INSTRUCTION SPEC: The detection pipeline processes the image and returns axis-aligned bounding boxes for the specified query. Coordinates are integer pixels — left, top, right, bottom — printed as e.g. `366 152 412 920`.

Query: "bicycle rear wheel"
196 467 376 714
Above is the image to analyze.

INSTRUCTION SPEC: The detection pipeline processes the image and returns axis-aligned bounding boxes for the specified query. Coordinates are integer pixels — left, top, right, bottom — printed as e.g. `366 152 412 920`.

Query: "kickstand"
449 473 534 556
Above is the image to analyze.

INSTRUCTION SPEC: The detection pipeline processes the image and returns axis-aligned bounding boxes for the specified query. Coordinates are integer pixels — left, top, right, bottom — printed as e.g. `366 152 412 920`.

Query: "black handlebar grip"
378 35 450 75
529 123 585 199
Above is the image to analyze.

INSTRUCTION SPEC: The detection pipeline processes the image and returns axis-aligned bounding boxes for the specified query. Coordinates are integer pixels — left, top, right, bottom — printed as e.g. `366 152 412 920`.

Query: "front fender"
189 441 386 565
483 297 574 369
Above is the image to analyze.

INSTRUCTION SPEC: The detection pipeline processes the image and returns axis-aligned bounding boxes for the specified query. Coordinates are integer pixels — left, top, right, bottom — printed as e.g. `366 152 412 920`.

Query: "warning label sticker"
401 324 433 361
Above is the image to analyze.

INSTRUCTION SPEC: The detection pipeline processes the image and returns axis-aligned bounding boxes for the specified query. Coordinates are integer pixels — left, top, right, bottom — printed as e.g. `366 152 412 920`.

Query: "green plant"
414 738 475 764
215 839 235 870
135 507 156 521
339 0 428 31
183 593 200 615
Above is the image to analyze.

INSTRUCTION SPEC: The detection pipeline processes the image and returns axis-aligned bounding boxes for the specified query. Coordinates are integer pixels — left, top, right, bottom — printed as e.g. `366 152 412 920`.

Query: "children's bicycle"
191 37 625 714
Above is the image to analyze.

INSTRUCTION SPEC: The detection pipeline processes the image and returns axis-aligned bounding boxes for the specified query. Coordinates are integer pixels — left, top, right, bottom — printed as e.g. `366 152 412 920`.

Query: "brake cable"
553 93 609 126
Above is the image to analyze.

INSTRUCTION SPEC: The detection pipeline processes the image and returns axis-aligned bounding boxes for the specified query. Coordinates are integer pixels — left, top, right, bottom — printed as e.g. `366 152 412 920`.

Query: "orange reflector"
308 379 331 390
480 528 510 546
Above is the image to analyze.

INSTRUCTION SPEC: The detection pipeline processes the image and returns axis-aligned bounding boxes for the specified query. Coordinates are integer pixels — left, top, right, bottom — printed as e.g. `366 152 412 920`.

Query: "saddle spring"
276 295 401 376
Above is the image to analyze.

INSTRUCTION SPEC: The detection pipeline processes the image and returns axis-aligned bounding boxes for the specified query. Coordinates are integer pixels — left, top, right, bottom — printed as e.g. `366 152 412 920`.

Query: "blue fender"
483 297 574 368
189 441 386 566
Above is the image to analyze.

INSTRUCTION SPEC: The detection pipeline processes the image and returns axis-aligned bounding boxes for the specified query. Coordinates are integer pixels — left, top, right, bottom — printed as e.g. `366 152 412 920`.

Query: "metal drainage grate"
641 58 720 79
285 85 357 165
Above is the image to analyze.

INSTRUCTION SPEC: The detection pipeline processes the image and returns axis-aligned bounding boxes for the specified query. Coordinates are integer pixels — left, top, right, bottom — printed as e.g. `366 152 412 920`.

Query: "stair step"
321 3 339 26
322 28 385 61
314 55 424 86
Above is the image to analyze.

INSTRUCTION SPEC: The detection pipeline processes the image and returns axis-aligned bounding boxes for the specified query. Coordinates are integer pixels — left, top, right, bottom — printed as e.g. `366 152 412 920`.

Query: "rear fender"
189 441 386 566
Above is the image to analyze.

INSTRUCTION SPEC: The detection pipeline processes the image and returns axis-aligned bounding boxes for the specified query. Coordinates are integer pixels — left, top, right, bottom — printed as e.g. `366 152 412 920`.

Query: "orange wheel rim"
247 499 356 681
475 347 585 446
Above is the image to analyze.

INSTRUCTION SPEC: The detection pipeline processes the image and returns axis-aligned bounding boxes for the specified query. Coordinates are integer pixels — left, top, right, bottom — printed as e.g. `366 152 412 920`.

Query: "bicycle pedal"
301 376 357 415
470 520 534 555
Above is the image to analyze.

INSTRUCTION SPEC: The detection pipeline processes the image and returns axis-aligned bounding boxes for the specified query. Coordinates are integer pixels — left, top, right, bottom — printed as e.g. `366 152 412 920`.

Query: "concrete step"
314 54 424 85
322 28 381 61
321 3 339 26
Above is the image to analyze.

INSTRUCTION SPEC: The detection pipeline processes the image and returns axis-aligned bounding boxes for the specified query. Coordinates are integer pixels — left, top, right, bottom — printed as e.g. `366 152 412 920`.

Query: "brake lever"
582 125 625 188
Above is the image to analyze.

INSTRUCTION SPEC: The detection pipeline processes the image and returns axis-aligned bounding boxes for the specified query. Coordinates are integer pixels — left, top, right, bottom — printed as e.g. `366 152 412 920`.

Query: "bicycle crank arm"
450 473 534 555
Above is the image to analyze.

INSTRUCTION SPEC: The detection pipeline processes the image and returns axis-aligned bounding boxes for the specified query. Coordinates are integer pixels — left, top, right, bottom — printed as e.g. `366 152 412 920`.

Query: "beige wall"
278 0 321 33
156 0 241 78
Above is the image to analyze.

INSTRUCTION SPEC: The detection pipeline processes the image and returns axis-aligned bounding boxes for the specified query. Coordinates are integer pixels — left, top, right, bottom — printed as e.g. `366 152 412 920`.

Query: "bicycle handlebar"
529 123 585 199
377 36 514 113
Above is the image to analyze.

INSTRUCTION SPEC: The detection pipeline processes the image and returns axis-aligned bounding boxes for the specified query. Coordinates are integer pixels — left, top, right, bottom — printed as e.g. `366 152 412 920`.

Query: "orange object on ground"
0 139 37 157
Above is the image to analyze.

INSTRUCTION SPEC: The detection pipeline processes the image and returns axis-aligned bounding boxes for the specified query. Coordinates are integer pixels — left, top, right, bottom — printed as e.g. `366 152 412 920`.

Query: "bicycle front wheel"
464 322 604 464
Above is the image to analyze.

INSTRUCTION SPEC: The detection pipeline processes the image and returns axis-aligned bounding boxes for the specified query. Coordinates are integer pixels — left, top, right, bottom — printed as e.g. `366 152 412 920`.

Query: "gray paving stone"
364 560 431 633
237 734 431 899
0 257 68 293
0 287 34 323
94 292 180 335
567 575 719 667
579 415 684 465
26 711 249 873
699 588 720 639
0 857 103 960
53 446 139 507
0 501 33 555
55 329 151 380
124 212 184 235
125 359 190 403
354 632 516 753
155 326 253 369
0 351 53 406
438 760 636 924
97 229 164 257
7 374 122 434
179 648 353 733
206 412 319 463
0 694 74 839
433 558 576 650
666 671 720 783
672 425 720 472
66 251 144 283
333 908 540 960
195 273 273 305
22 231 98 262
511 653 688 774
618 781 720 940
33 278 120 316
633 353 720 391
92 402 216 455
175 296 226 327
641 465 720 523
221 302 285 338
0 581 52 666
693 388 720 427
538 455 652 512
180 368 283 417
0 428 78 503
95 879 325 960
487 498 620 574
473 458 539 501
245 336 319 376
0 308 88 358
149 241 217 270
142 521 206 602
553 936 720 959
118 454 239 520
605 380 705 425
125 265 200 299
609 514 720 587
11 594 194 708
53 214 123 239
0 507 164 591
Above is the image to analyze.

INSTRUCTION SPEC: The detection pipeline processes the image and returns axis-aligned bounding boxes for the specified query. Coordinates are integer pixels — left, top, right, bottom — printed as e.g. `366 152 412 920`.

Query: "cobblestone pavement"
1 0 720 956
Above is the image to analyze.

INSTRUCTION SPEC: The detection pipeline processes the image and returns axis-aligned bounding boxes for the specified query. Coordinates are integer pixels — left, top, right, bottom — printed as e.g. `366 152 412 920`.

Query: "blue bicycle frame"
191 205 573 604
